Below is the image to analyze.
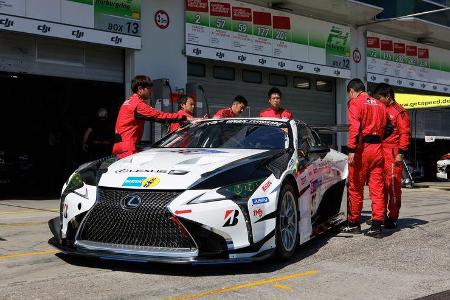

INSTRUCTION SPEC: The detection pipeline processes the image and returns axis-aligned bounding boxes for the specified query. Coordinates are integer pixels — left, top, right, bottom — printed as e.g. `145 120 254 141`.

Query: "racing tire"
275 183 299 260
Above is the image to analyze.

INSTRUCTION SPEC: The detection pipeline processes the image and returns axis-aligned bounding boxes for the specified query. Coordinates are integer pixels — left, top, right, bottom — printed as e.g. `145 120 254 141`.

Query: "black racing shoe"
340 222 362 234
384 218 398 229
365 220 383 238
365 219 372 226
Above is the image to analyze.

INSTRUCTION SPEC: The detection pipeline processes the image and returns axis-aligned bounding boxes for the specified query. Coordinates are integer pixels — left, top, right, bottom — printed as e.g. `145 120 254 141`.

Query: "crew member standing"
259 87 293 119
373 83 410 229
342 79 387 238
113 75 190 158
168 95 195 133
214 95 248 118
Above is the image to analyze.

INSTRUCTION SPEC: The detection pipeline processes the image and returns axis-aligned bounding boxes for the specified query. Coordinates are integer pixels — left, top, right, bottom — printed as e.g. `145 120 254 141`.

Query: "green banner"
94 0 140 20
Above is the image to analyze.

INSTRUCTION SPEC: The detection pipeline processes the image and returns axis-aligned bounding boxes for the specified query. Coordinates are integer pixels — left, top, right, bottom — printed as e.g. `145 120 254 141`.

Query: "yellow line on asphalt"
169 270 318 300
0 221 48 227
273 283 293 291
0 249 59 260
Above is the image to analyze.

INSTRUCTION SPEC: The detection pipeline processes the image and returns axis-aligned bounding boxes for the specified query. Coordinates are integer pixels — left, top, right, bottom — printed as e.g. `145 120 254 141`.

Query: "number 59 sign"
155 10 170 29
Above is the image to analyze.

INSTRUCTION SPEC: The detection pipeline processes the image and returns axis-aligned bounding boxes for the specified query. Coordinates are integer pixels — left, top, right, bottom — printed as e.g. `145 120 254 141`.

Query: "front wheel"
275 183 299 260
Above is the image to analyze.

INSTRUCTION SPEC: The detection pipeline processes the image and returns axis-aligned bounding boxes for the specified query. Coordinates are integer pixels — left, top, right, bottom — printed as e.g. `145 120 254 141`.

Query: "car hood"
98 148 271 190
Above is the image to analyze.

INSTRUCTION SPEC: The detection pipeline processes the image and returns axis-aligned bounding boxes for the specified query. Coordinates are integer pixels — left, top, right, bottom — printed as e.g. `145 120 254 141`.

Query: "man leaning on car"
112 75 194 158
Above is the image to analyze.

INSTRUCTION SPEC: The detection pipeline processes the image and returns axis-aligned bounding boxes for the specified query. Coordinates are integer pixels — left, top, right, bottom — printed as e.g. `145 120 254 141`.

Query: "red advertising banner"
367 37 380 48
273 16 291 29
210 2 231 17
418 48 429 59
253 11 271 26
380 40 393 51
186 0 209 12
394 43 405 54
232 7 252 21
406 45 418 56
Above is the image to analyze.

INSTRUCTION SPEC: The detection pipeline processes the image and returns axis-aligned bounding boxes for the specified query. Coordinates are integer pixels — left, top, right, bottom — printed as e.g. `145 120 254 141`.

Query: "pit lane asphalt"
1 187 449 300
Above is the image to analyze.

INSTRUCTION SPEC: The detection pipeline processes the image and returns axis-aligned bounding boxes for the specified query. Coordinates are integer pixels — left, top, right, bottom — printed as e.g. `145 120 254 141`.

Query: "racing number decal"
223 209 239 227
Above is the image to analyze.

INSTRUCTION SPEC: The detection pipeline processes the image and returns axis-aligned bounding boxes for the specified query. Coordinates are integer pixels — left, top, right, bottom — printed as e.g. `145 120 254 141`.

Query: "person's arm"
397 110 410 156
82 127 93 152
347 100 361 153
135 101 186 123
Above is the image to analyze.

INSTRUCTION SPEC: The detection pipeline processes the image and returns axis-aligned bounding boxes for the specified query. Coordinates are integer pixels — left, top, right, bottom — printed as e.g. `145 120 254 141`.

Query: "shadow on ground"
55 228 341 277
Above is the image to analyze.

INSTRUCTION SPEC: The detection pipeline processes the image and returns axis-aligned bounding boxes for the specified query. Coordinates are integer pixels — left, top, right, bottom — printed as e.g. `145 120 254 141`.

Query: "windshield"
154 119 291 150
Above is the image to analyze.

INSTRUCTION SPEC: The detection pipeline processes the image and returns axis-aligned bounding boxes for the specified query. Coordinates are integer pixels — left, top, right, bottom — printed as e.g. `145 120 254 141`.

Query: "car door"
296 123 323 216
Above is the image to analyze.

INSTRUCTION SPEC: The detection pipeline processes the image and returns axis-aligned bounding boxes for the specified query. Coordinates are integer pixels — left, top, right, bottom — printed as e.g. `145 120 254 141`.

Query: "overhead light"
271 2 293 12
417 37 435 45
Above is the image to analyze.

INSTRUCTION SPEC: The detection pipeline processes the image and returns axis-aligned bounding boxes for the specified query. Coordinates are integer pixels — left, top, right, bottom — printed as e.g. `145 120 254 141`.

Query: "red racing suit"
168 110 193 133
383 101 410 221
347 92 387 223
112 94 186 158
214 107 236 118
259 107 293 119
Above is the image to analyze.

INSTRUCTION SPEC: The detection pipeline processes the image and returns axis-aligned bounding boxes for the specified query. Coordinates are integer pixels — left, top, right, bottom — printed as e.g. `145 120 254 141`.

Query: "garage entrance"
0 73 124 197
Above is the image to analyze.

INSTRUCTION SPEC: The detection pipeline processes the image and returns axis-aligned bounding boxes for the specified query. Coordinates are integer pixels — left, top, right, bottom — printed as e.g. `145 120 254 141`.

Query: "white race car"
48 118 348 264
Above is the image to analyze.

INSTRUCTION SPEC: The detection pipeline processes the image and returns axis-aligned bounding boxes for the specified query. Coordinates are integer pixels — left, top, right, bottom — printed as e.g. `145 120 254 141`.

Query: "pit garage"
0 31 125 196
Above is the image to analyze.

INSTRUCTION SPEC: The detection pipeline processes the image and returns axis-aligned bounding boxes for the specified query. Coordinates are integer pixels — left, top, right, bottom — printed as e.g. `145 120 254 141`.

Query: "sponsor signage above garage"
367 32 450 94
395 93 450 109
185 0 351 79
0 0 141 49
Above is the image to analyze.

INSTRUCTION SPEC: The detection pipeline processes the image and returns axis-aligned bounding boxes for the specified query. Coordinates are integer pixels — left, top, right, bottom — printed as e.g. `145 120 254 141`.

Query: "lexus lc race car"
48 118 348 264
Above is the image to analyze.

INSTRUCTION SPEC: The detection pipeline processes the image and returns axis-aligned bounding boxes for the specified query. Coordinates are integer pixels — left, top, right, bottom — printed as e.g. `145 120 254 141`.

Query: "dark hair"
346 78 366 93
233 95 248 106
131 75 153 93
268 87 282 98
373 83 395 100
178 94 195 110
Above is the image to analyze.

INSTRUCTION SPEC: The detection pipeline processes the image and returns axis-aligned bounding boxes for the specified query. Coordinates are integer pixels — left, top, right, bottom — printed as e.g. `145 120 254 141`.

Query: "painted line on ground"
0 203 58 213
0 249 59 260
169 270 318 300
273 283 293 291
0 221 48 227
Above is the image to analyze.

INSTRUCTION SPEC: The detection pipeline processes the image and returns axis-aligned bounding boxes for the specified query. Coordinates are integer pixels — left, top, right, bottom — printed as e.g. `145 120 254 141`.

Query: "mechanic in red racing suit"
214 95 248 118
168 95 195 133
342 79 388 238
259 87 293 119
113 75 191 158
373 83 410 229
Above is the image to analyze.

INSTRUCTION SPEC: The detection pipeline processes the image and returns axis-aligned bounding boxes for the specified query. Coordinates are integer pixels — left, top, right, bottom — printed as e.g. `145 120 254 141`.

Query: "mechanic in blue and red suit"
168 95 196 133
112 75 192 158
342 78 388 238
259 87 293 119
373 83 410 229
214 95 248 118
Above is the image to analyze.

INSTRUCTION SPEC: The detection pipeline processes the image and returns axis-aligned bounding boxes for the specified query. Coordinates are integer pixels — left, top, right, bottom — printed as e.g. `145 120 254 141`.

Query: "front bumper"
48 217 273 265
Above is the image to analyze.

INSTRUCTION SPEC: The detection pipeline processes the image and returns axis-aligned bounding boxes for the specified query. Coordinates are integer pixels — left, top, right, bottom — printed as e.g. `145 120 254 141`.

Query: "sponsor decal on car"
122 177 160 188
252 197 269 205
253 208 264 218
300 175 307 185
310 178 323 193
223 209 239 227
224 119 285 127
261 180 272 192
115 169 189 175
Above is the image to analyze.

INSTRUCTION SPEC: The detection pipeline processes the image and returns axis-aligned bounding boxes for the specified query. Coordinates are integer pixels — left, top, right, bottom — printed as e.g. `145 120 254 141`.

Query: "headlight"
217 178 266 199
63 172 84 196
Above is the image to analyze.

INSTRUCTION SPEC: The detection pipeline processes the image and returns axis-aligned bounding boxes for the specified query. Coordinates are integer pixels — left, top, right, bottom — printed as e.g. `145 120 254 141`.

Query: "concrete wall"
125 0 187 97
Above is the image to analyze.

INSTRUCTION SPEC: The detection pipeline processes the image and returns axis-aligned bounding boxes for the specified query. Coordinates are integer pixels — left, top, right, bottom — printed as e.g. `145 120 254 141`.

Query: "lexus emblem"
121 195 142 209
